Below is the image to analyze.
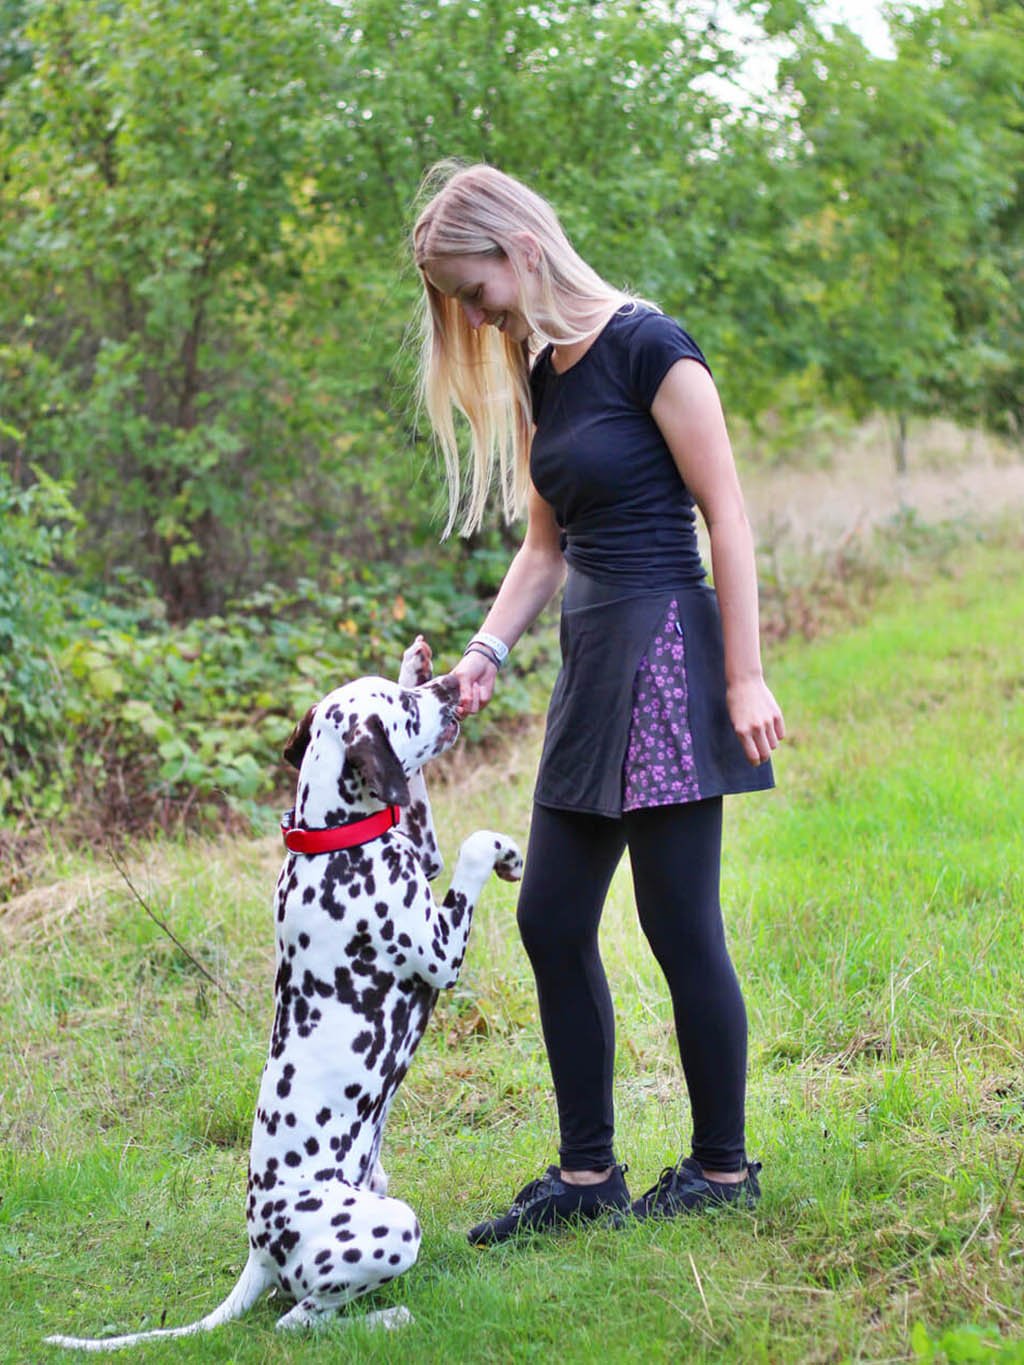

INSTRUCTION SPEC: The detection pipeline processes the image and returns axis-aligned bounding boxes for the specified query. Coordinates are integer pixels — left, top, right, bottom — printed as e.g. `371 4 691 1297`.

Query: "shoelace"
641 1160 760 1206
508 1172 559 1214
641 1168 682 1201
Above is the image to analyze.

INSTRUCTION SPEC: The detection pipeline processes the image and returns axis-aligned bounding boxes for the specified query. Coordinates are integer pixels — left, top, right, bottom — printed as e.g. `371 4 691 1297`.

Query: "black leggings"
516 798 748 1173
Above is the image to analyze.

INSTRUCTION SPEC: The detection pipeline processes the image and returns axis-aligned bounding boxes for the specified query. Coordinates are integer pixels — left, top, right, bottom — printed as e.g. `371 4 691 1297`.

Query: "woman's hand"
452 651 499 717
726 676 785 765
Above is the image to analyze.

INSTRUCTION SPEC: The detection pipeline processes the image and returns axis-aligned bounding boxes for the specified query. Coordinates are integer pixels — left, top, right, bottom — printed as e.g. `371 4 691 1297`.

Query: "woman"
411 162 783 1245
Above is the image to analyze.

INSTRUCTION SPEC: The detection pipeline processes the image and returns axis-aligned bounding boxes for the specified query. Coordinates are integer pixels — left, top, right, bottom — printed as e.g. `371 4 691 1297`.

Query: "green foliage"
0 528 557 831
0 0 745 613
912 1320 1024 1363
2 0 1022 618
0 462 80 816
901 0 1024 439
0 0 404 611
770 0 1023 444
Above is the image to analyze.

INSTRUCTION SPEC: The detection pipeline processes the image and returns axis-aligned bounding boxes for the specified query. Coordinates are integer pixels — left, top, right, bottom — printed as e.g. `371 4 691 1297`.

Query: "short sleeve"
628 311 712 409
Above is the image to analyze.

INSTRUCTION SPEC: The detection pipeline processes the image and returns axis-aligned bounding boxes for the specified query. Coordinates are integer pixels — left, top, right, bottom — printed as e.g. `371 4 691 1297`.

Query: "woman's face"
424 252 533 342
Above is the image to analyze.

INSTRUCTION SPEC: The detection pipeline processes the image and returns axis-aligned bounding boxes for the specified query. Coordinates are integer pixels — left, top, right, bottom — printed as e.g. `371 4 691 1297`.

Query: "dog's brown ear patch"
283 705 317 770
347 714 411 807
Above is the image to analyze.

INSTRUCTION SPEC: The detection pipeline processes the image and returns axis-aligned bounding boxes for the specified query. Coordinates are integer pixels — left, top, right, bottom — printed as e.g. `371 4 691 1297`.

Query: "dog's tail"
44 1254 271 1352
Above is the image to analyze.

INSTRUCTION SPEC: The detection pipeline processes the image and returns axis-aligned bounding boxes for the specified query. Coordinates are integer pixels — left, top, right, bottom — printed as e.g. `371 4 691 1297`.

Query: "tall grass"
2 533 1022 1362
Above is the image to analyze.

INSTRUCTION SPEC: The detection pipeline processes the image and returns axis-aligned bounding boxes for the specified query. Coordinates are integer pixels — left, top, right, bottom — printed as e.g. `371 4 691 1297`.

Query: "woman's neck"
549 302 623 375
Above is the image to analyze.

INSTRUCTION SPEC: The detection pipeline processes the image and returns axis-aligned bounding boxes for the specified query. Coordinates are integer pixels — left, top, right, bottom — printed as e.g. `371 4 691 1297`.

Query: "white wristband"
471 631 509 666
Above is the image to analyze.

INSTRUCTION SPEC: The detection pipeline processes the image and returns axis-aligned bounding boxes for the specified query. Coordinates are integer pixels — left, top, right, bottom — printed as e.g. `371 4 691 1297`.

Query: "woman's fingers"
451 655 497 717
728 681 785 765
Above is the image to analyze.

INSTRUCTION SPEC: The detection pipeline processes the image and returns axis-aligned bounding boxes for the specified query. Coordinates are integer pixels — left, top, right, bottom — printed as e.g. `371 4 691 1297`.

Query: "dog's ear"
347 714 411 807
283 705 317 770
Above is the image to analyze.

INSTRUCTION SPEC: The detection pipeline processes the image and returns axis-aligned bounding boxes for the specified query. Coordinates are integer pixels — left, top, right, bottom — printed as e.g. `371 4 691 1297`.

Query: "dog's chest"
264 854 436 1093
249 882 436 1196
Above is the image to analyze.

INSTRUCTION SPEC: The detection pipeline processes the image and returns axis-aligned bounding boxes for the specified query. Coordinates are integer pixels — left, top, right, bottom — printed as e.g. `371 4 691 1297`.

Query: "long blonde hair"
412 161 637 537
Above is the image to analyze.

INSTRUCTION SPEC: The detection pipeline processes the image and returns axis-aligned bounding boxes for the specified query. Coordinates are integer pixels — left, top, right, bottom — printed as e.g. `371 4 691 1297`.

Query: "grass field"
2 530 1023 1363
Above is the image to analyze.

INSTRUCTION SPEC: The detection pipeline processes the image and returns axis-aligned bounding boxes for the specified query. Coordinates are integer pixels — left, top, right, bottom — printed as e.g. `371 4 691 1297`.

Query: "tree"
768 0 1022 465
1 0 748 610
894 0 1024 440
0 0 359 612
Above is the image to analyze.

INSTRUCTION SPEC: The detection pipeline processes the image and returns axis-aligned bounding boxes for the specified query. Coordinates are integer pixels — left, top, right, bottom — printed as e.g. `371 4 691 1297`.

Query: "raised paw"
399 634 432 688
492 838 524 883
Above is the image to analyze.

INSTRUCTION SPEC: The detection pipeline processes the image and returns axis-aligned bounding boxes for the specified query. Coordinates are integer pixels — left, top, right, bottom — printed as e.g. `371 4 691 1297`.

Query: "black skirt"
534 567 774 818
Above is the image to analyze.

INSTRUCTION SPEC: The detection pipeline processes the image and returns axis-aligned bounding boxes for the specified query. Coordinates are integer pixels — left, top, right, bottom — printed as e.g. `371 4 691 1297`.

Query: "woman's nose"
462 302 486 329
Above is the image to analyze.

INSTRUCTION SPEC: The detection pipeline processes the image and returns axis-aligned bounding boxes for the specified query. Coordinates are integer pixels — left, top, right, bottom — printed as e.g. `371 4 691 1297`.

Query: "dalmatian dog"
46 637 522 1350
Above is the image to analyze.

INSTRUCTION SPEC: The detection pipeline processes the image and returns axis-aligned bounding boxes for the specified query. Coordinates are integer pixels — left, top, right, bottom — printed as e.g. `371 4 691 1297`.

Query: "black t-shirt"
529 304 711 589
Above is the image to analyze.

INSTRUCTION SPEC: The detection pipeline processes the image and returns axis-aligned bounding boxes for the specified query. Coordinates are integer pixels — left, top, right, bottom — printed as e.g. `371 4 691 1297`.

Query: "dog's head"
283 674 461 814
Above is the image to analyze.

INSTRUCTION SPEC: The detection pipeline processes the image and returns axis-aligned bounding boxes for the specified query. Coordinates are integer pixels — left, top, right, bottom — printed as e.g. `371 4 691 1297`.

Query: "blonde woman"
412 163 783 1244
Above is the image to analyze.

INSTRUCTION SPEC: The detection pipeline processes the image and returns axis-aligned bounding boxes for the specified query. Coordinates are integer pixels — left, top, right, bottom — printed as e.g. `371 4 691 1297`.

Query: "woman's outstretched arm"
652 359 784 765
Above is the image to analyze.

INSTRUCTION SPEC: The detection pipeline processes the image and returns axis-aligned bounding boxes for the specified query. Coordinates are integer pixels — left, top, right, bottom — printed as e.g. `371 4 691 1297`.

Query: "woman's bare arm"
651 359 784 765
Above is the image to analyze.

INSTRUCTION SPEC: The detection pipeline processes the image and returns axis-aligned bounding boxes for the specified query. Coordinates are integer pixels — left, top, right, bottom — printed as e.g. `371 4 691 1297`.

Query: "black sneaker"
631 1156 762 1219
467 1164 631 1246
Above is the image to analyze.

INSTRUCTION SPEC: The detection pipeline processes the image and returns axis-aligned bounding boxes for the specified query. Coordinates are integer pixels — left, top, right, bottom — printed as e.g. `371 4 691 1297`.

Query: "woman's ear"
511 230 541 272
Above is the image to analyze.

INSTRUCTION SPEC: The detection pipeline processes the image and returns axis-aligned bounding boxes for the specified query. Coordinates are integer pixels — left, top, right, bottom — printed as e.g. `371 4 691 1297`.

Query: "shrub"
0 461 80 817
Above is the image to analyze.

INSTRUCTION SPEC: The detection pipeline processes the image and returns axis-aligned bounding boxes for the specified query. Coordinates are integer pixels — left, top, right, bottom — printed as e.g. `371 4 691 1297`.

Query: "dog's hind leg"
276 1300 413 1332
275 1191 421 1333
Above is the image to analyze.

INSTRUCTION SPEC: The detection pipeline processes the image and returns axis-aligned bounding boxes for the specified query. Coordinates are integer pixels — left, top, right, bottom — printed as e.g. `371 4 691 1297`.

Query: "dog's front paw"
399 634 433 688
492 838 524 883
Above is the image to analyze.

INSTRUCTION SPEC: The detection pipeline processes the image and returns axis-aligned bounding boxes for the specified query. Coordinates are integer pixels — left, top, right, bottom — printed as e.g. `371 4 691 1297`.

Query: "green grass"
2 534 1023 1363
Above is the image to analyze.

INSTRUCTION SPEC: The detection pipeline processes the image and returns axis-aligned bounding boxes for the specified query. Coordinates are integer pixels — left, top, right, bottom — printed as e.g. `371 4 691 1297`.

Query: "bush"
0 461 80 817
1 528 558 840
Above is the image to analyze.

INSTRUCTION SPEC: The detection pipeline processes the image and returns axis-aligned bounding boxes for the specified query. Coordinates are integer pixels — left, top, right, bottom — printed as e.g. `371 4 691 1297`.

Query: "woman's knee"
636 891 727 965
516 807 621 964
517 891 596 965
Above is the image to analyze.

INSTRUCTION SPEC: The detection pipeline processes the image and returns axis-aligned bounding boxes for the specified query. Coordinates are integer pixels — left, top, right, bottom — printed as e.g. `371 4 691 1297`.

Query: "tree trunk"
894 413 909 475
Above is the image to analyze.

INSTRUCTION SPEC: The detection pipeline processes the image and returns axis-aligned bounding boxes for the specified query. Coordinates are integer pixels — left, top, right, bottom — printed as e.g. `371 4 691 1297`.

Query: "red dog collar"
281 805 401 854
